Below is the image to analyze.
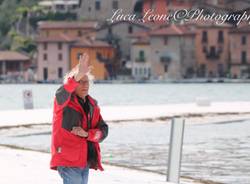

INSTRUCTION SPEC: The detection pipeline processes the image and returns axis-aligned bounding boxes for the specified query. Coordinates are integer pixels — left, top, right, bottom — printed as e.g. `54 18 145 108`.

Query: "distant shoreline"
1 78 250 84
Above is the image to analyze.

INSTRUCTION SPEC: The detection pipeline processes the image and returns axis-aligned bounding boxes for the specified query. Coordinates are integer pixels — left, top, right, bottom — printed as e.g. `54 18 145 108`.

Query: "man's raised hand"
74 53 90 81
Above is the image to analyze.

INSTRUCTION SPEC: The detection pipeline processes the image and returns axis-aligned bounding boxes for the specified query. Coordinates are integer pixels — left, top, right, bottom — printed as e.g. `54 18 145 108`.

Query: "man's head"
75 75 89 99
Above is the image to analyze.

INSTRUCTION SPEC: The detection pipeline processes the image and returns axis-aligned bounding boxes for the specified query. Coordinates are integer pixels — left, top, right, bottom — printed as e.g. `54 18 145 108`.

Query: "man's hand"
71 126 88 138
74 53 90 82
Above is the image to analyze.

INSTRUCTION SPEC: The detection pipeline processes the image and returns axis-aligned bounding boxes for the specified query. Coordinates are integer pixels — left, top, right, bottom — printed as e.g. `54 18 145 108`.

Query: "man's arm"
55 77 79 108
87 115 109 143
55 53 89 109
71 114 108 142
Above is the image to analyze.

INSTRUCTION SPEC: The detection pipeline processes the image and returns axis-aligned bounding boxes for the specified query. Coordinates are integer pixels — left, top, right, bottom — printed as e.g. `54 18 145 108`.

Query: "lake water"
1 83 250 183
0 83 249 110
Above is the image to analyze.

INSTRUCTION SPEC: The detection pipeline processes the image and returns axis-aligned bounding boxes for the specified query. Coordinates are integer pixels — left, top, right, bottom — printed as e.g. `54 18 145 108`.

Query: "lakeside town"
1 0 250 84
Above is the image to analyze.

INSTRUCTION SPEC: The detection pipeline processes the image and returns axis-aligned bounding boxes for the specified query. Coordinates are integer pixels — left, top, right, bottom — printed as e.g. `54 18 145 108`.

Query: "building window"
134 1 143 17
203 46 207 53
56 4 65 10
108 27 112 34
202 31 208 43
128 25 133 34
210 46 216 56
96 52 103 61
242 35 247 45
139 68 143 75
58 43 62 50
72 5 78 9
166 0 170 5
164 36 168 45
58 53 63 61
43 67 48 80
218 30 224 43
138 50 145 62
139 50 144 58
164 65 168 72
135 68 138 75
150 0 156 9
112 0 118 9
241 51 247 64
88 7 91 12
58 67 63 79
43 53 47 61
43 43 47 50
218 64 224 77
7 62 19 71
46 31 49 37
77 52 83 60
144 67 147 75
95 0 101 10
200 64 206 77
208 71 214 77
233 74 238 79
78 30 82 37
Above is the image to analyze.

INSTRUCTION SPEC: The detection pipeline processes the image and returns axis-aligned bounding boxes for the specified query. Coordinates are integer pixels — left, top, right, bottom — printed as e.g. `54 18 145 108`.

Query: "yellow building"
36 20 115 81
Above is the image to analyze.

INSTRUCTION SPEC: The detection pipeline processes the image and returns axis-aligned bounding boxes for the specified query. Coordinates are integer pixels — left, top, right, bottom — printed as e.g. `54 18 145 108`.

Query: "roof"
38 21 98 30
72 38 112 48
97 20 151 31
129 31 149 39
229 25 250 33
188 19 233 28
132 38 150 45
149 24 195 36
198 2 232 12
129 31 150 45
35 33 78 43
36 33 112 48
0 51 30 61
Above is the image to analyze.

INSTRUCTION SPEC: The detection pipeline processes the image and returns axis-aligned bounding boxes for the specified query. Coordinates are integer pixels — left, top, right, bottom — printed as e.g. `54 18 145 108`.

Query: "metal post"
167 118 185 183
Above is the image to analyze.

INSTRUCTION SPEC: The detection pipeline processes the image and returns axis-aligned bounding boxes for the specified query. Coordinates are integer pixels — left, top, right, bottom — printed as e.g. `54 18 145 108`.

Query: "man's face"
75 75 89 98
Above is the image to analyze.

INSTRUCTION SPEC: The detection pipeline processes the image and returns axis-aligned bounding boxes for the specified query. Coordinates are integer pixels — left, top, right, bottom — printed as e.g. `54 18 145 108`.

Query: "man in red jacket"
50 53 108 184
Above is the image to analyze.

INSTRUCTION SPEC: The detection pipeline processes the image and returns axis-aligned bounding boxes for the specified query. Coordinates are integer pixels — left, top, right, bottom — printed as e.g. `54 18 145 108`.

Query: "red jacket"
50 77 108 171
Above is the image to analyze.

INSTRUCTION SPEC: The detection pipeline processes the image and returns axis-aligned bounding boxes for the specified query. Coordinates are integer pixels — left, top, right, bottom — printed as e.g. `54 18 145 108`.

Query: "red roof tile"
35 33 111 48
97 20 151 31
149 24 195 36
